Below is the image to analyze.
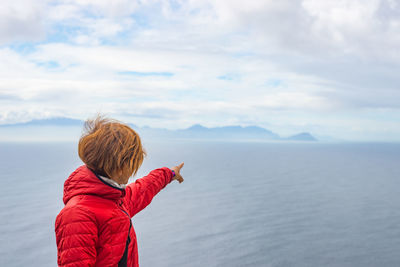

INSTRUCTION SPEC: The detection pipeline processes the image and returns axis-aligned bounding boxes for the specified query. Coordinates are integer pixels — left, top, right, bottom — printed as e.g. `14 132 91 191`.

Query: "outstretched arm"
124 163 184 217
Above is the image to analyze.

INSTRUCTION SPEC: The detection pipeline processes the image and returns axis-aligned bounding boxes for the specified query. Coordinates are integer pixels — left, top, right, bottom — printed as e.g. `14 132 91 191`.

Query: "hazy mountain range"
0 117 317 142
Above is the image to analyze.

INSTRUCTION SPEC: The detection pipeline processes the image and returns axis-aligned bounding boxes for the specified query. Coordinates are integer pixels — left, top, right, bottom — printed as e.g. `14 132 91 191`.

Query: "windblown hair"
78 115 145 180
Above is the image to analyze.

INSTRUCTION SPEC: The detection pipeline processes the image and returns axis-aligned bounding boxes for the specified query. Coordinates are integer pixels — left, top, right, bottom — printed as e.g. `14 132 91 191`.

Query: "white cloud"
63 0 141 17
0 0 399 140
0 0 47 44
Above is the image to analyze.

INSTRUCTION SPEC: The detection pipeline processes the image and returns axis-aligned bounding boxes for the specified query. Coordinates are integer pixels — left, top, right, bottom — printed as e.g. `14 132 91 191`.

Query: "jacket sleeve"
124 167 173 217
55 207 98 267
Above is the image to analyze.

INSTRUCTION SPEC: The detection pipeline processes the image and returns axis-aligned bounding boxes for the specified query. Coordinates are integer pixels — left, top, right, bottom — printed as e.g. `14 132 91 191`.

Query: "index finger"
178 162 184 170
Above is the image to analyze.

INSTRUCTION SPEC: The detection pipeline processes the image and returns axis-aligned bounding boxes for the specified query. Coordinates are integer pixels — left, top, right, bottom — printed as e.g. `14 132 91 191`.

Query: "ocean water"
0 141 399 267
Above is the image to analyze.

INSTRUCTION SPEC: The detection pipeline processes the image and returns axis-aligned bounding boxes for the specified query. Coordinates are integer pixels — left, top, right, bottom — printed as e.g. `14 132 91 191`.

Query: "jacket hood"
63 165 125 204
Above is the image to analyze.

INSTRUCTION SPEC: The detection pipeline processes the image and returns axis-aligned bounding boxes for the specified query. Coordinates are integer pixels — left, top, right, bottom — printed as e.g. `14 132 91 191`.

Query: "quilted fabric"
55 165 173 267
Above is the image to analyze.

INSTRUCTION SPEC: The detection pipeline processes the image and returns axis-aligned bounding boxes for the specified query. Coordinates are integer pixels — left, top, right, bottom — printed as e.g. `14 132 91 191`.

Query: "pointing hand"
171 162 184 183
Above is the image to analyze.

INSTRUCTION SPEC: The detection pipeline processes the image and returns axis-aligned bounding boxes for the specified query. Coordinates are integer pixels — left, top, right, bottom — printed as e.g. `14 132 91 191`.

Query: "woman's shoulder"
56 195 122 230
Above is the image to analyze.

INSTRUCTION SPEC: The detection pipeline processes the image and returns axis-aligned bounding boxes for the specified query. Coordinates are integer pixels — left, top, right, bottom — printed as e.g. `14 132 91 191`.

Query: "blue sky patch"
218 73 240 81
35 61 60 69
118 71 174 77
9 43 38 54
266 79 283 87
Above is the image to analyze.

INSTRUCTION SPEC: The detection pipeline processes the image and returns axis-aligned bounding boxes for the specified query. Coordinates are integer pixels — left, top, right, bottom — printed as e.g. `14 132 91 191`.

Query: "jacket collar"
63 165 125 204
98 175 127 190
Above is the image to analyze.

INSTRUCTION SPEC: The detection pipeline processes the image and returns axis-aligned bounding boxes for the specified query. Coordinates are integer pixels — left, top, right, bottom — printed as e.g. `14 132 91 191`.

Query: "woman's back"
55 165 131 266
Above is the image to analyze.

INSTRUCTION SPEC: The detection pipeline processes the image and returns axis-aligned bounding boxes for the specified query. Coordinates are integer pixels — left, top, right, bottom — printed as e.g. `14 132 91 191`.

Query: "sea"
0 141 399 267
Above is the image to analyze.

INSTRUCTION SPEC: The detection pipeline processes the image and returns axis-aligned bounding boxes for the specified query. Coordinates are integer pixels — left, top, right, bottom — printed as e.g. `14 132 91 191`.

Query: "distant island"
0 117 317 142
285 132 317 141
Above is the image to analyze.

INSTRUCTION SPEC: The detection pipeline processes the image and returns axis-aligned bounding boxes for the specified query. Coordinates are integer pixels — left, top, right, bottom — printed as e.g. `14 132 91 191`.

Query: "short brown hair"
78 115 145 180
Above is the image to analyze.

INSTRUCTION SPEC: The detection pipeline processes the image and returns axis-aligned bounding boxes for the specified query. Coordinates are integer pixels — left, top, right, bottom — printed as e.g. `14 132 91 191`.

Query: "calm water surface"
0 141 399 266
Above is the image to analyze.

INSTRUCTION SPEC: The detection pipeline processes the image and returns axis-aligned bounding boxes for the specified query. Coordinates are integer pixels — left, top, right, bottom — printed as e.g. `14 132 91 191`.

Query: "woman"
55 116 184 267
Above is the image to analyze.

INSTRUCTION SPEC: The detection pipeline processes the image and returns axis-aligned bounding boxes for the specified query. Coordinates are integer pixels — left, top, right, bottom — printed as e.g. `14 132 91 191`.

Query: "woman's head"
78 115 145 184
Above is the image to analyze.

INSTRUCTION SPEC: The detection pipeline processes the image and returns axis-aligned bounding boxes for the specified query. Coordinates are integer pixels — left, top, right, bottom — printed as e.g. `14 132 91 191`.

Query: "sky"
0 0 399 141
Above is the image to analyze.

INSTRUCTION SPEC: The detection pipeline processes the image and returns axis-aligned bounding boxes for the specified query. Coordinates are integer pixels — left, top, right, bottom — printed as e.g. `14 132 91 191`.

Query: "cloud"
0 0 47 44
0 0 399 141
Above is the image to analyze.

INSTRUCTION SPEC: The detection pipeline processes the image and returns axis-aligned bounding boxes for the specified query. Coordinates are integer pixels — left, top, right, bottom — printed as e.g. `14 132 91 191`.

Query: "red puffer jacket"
55 165 173 267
